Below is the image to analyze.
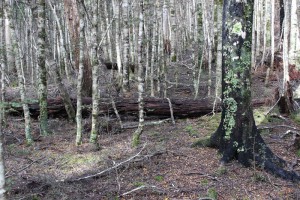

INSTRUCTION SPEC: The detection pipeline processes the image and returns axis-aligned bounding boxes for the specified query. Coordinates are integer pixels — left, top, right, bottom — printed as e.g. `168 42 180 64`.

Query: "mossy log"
6 97 266 119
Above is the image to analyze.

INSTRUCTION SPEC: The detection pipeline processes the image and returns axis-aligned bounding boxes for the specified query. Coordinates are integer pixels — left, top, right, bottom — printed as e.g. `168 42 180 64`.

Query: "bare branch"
57 144 147 182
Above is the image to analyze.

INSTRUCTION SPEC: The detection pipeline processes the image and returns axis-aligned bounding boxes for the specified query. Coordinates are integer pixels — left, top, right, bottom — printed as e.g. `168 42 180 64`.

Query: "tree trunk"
279 0 295 114
122 0 130 93
16 43 33 145
6 97 268 119
209 0 300 182
37 0 48 136
132 0 145 147
75 0 85 145
0 95 6 199
89 1 101 145
49 61 75 122
265 0 275 86
4 0 15 73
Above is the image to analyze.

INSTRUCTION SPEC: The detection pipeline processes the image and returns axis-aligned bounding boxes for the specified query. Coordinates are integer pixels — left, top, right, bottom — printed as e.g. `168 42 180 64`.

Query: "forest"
0 0 300 199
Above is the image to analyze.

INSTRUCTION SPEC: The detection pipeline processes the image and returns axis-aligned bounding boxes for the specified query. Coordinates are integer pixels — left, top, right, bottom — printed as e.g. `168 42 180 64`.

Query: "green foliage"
154 175 164 182
132 134 140 147
223 98 237 140
232 22 243 35
296 149 300 157
200 179 209 186
253 109 268 125
171 55 177 62
61 153 102 170
199 113 221 133
32 195 40 200
132 127 143 147
291 113 300 124
207 188 218 200
185 124 198 137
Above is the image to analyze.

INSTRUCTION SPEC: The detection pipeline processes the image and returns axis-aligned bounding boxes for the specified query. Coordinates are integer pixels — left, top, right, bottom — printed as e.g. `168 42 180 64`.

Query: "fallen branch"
120 185 165 196
57 144 147 182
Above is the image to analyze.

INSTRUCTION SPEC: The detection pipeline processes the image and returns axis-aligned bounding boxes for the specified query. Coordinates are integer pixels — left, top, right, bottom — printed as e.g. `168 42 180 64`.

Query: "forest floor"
4 63 300 199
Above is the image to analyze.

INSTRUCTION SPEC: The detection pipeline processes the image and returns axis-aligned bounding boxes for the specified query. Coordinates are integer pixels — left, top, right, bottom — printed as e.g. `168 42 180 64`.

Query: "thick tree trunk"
209 0 300 182
6 97 267 119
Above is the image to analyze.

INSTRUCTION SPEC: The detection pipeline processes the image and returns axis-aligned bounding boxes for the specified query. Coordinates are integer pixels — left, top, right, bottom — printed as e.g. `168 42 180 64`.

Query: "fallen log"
6 97 266 119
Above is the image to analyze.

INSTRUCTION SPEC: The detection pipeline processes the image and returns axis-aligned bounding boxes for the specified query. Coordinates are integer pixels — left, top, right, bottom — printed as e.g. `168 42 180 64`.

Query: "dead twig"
111 97 123 129
281 129 300 139
5 157 45 178
166 98 175 125
265 97 281 115
120 184 165 196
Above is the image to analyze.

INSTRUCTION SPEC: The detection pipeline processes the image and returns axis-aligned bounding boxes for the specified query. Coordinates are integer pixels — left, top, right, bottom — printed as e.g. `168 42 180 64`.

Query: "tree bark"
89 1 101 145
209 0 300 182
132 0 145 146
6 97 267 119
0 94 6 199
75 0 85 145
48 61 75 122
37 0 48 136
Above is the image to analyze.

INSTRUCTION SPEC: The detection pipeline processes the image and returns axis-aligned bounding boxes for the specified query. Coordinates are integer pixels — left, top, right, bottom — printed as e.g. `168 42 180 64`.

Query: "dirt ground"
4 109 300 200
3 57 300 199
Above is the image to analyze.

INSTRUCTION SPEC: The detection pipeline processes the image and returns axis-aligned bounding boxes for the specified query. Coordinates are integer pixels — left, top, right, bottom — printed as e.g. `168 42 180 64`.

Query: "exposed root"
255 156 300 182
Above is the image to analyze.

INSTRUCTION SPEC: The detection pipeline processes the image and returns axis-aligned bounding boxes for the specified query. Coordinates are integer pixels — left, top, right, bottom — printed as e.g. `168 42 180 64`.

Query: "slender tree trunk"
4 0 15 72
214 1 223 100
132 0 145 147
265 0 275 86
112 0 123 83
46 0 70 81
90 1 100 145
150 2 157 97
49 61 75 122
75 0 85 145
297 0 300 41
16 43 33 145
37 0 48 136
283 0 291 85
193 1 204 99
0 89 5 199
260 0 268 67
122 0 130 92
